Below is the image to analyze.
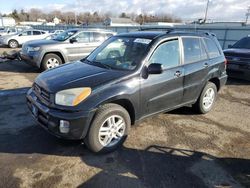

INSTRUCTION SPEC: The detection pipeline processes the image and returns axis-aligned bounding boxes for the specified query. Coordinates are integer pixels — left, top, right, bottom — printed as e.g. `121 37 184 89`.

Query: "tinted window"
75 32 89 43
33 31 41 35
149 40 180 68
232 37 250 49
183 37 207 64
204 38 221 58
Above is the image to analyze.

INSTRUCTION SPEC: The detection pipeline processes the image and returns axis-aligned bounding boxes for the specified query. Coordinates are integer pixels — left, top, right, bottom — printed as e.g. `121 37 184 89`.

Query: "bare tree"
28 8 43 21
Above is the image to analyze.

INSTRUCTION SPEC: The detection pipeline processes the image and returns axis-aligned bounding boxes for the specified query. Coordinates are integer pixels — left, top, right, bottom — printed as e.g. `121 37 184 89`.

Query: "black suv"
224 36 250 81
27 31 227 153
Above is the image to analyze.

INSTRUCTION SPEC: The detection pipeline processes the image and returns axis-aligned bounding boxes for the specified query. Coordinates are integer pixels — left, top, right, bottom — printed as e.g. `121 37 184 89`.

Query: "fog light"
59 120 70 134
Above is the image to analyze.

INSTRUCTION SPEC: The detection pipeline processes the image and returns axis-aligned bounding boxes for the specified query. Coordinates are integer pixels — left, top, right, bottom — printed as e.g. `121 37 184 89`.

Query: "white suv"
0 30 49 48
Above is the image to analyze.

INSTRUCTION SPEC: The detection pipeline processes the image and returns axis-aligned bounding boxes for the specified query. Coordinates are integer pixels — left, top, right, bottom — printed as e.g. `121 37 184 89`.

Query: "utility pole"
0 13 3 27
75 12 77 25
246 6 250 24
204 0 210 23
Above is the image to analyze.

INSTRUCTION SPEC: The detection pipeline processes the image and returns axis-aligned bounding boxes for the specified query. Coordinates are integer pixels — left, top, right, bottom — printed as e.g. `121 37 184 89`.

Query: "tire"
85 103 131 153
194 82 217 114
8 40 19 48
41 54 62 71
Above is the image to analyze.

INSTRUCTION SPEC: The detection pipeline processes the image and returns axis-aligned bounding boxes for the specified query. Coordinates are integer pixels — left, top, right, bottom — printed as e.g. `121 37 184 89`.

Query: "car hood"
35 61 129 93
25 39 61 47
224 48 250 56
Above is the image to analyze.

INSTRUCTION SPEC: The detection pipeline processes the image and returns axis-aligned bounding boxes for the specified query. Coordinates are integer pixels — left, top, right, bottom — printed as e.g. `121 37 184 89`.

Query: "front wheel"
194 82 217 114
8 40 19 48
85 103 131 153
41 54 62 71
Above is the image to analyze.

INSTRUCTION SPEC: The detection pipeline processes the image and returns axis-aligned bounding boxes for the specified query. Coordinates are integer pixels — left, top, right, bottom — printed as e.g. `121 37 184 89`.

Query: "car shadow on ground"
0 60 40 73
0 123 249 188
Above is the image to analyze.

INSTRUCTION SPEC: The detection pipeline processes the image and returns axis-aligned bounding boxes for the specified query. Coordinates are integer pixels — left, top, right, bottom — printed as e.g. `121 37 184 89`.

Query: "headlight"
27 46 40 52
55 87 91 106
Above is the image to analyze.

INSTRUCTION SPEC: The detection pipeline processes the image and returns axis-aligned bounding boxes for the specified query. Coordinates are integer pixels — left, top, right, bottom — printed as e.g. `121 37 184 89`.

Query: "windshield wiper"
83 59 112 70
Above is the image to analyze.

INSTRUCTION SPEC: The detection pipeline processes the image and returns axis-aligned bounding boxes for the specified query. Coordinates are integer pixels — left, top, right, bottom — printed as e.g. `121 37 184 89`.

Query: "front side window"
232 37 250 49
86 37 151 71
75 32 90 43
149 39 180 68
92 32 106 42
183 37 208 64
204 38 221 58
20 31 32 36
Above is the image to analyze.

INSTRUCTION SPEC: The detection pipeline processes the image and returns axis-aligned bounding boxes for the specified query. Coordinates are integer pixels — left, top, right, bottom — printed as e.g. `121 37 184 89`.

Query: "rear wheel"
8 40 18 48
85 103 131 153
194 82 217 114
41 54 62 71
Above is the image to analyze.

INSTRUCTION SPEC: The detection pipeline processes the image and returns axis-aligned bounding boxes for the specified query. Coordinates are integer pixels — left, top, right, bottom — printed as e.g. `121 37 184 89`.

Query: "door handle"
204 63 209 68
174 71 182 77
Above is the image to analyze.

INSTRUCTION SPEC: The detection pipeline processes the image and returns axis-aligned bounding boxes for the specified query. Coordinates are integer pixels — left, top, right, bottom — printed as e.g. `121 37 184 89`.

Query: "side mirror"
18 34 22 36
148 63 163 74
228 44 232 48
70 37 77 43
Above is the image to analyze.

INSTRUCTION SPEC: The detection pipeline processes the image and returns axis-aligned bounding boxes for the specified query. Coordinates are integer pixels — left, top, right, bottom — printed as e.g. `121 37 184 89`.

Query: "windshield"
232 37 250 49
53 30 77 41
86 37 151 71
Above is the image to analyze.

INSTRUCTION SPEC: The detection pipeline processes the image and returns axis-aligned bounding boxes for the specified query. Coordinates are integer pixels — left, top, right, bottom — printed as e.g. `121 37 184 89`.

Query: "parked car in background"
224 36 250 81
0 29 49 48
21 29 116 70
0 27 21 36
49 30 64 35
26 31 227 153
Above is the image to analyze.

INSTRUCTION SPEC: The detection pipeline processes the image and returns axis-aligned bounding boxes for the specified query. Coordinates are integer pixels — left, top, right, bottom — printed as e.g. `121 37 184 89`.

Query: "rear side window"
33 31 41 35
203 38 221 58
182 37 208 64
149 39 180 68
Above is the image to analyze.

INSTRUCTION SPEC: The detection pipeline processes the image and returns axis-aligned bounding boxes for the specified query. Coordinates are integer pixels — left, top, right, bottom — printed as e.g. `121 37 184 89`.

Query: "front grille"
225 54 250 65
33 83 51 105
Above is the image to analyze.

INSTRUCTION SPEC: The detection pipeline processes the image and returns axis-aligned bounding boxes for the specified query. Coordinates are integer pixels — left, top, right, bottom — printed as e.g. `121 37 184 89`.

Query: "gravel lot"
0 46 249 188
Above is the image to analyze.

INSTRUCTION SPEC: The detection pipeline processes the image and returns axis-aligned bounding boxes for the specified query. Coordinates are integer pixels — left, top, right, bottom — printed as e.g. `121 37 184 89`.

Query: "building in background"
53 17 61 25
0 16 16 27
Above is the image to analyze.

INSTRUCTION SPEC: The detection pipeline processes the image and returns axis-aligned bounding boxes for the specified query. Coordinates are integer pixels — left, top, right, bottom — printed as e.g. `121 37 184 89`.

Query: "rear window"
182 37 208 64
203 38 221 58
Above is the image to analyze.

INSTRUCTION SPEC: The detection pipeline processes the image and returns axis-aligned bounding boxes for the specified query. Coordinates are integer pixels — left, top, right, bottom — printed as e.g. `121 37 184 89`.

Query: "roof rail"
137 27 174 33
192 30 217 37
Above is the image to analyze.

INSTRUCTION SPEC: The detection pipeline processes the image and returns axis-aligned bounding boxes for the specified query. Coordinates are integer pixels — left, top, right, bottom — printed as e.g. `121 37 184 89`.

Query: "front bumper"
26 89 95 140
20 51 42 68
227 63 250 81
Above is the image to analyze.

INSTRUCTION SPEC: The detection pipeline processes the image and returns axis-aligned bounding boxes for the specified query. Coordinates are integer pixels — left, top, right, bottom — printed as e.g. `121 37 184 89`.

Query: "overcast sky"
0 0 249 21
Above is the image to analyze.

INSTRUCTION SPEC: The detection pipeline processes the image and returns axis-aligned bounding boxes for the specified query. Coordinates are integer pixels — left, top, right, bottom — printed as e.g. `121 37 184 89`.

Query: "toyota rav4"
27 31 228 153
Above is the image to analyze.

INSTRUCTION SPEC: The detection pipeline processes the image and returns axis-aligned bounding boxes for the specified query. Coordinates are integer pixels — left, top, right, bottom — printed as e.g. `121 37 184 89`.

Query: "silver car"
0 29 49 48
20 29 116 71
